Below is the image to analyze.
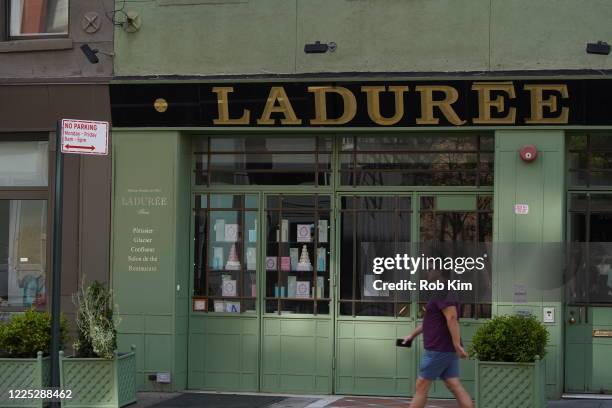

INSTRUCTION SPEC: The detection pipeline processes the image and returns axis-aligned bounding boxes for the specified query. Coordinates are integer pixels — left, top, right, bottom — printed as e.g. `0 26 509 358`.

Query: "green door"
188 193 261 391
260 194 334 394
415 194 492 398
335 193 493 397
565 193 612 394
335 194 416 396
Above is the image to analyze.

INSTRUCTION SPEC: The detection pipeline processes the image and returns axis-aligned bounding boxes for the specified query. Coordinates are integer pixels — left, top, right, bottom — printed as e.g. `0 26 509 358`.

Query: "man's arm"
403 324 423 344
442 305 468 358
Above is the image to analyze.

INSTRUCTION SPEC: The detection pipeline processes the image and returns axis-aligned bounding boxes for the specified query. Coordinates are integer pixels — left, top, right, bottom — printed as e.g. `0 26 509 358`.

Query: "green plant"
73 280 120 359
469 314 549 363
0 308 68 358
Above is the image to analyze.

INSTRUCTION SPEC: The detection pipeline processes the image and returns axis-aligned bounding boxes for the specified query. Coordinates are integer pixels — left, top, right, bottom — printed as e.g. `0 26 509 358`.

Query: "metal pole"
50 121 64 393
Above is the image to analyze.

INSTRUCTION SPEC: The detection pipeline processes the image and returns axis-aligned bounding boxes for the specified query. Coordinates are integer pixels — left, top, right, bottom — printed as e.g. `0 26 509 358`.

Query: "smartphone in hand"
396 338 412 348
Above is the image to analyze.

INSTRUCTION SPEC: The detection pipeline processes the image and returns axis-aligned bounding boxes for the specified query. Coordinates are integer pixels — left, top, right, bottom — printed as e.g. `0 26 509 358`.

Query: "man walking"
403 291 473 408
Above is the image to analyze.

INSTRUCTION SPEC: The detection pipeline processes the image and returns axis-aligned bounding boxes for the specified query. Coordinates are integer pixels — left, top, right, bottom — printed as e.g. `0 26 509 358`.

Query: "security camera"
80 44 99 64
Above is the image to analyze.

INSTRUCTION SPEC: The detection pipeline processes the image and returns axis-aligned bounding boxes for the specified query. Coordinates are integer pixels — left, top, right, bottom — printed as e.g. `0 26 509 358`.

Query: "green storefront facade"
109 79 612 399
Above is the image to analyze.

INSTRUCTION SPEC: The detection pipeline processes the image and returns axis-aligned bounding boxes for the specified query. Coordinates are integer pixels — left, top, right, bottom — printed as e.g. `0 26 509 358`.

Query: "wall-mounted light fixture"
80 44 115 64
304 41 337 54
586 41 611 55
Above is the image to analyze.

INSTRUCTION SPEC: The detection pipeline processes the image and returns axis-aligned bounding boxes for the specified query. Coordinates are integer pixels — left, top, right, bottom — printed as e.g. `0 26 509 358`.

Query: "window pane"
341 134 493 187
418 195 493 313
10 0 68 36
0 141 48 187
195 135 331 186
339 196 411 317
193 194 259 313
0 200 47 308
355 134 481 151
590 134 612 150
265 195 330 315
567 133 612 188
591 153 612 170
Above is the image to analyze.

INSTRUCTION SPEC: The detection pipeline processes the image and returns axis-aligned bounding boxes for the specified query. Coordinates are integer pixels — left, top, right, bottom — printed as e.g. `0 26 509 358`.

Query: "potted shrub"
0 308 67 408
59 281 136 408
470 314 549 408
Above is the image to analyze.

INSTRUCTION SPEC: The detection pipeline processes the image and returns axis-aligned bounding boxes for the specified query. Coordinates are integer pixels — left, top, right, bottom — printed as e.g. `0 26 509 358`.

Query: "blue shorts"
419 350 459 380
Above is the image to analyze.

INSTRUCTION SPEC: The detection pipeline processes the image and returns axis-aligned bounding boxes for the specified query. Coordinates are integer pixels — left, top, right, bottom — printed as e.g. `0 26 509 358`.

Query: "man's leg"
443 377 473 408
409 377 432 408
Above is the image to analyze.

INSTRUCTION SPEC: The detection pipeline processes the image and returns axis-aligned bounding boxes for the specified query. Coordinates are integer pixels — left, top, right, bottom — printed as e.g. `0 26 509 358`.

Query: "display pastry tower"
296 244 313 271
225 243 241 270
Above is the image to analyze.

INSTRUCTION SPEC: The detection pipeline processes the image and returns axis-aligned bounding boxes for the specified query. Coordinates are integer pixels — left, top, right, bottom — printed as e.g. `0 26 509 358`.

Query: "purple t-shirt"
423 300 460 352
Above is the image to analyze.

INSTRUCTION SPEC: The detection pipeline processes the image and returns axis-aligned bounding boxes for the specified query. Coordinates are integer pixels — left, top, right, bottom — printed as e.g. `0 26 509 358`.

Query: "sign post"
50 122 64 396
50 119 109 400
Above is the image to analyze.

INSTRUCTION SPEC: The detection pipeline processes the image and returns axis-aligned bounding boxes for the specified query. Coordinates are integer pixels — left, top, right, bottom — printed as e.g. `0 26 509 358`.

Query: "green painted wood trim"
58 350 137 408
436 195 477 211
0 354 48 408
475 358 546 408
492 130 565 400
111 75 612 85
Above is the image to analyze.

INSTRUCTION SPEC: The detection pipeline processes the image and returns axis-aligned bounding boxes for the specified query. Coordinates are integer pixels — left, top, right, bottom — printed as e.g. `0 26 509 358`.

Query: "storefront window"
9 0 69 37
265 195 331 315
193 194 258 313
0 200 47 308
340 134 494 187
568 133 612 188
193 135 333 186
339 196 412 317
0 141 48 187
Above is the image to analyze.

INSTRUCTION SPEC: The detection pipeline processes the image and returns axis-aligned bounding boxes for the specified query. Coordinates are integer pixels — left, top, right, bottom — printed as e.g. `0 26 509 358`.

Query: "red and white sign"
60 119 109 156
514 204 529 215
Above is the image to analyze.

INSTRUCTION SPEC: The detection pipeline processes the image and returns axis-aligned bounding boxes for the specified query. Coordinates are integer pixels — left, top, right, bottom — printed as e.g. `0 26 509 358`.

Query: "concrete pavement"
133 391 612 408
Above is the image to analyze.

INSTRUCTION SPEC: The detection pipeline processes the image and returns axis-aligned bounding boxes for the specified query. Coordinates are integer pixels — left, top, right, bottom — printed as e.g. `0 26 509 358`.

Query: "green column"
493 130 565 399
112 131 190 391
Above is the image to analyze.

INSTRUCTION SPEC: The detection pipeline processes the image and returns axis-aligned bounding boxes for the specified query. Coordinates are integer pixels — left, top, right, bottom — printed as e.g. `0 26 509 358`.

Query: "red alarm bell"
519 145 538 162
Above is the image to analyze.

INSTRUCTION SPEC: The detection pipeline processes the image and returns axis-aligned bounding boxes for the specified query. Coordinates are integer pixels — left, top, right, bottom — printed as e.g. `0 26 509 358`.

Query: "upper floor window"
8 0 68 38
0 141 48 186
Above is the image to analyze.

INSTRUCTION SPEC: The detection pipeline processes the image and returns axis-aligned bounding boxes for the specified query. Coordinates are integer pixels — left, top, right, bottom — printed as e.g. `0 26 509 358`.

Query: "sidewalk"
133 391 612 408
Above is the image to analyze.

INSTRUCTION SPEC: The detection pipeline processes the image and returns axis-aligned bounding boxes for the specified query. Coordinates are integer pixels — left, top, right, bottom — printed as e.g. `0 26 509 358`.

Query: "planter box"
475 357 545 408
0 352 50 408
59 346 136 408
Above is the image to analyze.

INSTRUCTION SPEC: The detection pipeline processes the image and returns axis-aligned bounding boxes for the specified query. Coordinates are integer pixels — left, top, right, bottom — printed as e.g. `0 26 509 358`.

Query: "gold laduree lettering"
257 86 302 125
415 85 466 125
361 85 409 126
308 86 357 125
212 87 250 125
471 82 517 124
524 84 569 124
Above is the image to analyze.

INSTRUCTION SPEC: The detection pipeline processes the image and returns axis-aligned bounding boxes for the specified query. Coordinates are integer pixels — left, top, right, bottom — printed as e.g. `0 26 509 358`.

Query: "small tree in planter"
0 308 68 408
469 315 549 408
59 281 136 408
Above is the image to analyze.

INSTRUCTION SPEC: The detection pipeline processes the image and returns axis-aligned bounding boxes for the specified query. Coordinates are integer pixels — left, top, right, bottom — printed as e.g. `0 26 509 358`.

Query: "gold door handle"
568 314 576 325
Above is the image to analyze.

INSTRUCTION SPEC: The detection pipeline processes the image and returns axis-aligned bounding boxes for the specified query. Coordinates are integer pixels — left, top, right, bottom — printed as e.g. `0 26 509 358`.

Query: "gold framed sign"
192 297 208 312
593 330 612 338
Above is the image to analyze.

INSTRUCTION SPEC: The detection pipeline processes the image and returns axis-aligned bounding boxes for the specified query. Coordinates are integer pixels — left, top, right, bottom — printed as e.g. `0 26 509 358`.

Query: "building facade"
108 0 612 399
0 0 113 324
